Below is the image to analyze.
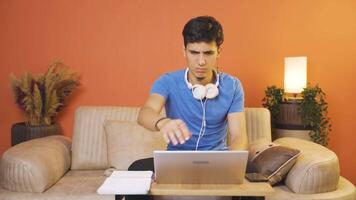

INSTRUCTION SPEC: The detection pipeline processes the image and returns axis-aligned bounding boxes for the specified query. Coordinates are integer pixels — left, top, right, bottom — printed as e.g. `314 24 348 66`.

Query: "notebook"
97 171 153 195
154 150 248 184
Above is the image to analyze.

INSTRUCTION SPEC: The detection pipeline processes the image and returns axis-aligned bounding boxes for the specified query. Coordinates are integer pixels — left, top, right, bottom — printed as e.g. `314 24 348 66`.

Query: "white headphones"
184 68 220 100
184 68 220 150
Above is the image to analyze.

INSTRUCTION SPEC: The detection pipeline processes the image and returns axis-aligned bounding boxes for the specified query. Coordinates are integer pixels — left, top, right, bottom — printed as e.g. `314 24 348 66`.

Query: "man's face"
183 41 220 82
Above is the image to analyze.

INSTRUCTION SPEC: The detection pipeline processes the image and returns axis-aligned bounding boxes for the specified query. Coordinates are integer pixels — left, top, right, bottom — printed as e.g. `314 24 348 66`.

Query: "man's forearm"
137 106 167 131
230 137 248 150
227 112 248 151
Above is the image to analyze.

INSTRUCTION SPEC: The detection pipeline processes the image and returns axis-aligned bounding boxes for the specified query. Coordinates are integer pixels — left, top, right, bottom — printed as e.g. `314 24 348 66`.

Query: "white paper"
97 171 153 195
110 171 153 178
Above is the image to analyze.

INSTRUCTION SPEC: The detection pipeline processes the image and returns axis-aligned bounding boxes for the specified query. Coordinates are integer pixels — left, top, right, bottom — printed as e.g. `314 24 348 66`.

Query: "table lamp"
284 56 307 100
273 56 311 141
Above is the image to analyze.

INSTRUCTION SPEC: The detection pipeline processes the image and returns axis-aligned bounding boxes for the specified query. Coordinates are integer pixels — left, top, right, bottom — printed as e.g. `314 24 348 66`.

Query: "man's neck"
188 70 216 86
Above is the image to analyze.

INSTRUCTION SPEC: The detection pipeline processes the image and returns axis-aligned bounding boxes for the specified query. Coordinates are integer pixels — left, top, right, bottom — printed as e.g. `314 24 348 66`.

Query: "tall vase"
11 122 62 146
272 101 312 141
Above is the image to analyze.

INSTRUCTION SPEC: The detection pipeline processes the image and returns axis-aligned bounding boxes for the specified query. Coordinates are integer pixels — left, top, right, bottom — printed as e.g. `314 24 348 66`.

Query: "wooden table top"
149 179 274 197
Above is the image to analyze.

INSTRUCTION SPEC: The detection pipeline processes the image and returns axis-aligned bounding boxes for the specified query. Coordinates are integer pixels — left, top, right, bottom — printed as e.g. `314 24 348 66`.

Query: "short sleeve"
150 74 170 100
228 79 244 113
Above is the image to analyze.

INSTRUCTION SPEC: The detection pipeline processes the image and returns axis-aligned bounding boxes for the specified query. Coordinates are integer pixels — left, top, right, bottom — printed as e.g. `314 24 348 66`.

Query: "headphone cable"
195 98 207 150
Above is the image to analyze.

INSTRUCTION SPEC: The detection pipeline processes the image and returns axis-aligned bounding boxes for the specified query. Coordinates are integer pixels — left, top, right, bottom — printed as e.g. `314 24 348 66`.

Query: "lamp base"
284 93 303 102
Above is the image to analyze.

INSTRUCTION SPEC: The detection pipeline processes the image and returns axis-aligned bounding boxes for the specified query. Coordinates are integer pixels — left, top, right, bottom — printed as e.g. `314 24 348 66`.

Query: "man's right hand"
157 119 192 145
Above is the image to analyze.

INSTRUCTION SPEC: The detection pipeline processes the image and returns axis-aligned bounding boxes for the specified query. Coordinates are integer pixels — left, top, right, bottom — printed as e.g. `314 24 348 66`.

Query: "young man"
138 16 247 151
122 16 247 200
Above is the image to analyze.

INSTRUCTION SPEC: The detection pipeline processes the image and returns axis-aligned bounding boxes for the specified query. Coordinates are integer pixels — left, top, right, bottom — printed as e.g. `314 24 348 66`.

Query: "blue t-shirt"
150 69 244 150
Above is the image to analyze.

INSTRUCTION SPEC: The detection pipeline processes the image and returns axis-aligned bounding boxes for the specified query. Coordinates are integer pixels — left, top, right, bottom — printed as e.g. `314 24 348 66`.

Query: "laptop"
153 150 248 184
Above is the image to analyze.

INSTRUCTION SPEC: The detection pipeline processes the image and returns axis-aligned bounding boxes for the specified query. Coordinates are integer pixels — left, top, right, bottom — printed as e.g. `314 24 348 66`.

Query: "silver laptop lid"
154 150 248 184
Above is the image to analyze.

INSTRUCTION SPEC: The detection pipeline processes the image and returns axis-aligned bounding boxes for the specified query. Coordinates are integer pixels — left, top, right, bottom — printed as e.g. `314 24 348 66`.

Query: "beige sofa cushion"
104 121 166 170
274 137 340 194
0 170 113 200
71 106 140 170
244 108 272 143
0 136 71 193
268 177 356 200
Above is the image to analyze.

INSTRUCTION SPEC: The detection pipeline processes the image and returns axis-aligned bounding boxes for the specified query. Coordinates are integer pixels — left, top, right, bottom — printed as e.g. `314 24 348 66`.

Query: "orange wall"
0 0 355 184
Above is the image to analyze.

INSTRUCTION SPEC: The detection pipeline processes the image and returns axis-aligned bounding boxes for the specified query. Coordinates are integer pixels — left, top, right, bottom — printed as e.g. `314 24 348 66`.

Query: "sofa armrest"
0 135 71 193
274 137 340 194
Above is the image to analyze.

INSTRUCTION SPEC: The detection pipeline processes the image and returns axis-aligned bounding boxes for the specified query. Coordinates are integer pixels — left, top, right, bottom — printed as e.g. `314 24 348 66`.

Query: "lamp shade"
284 57 307 93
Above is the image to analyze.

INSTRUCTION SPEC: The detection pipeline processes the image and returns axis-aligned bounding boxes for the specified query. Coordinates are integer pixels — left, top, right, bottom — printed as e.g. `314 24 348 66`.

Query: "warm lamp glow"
284 57 307 93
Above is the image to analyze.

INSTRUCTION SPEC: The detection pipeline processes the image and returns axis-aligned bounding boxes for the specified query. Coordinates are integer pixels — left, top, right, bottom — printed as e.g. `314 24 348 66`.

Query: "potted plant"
262 86 284 125
262 85 331 146
10 61 80 146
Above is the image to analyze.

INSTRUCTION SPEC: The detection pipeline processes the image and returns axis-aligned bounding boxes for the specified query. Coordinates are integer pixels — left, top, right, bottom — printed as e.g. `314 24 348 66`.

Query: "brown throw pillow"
247 140 301 185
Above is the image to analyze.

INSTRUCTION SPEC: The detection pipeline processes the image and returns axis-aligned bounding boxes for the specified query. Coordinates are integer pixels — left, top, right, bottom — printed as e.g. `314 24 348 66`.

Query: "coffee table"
115 179 274 200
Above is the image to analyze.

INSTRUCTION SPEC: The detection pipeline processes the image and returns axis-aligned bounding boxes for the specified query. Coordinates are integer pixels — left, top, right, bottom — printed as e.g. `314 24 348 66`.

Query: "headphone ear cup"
192 85 207 100
205 83 219 99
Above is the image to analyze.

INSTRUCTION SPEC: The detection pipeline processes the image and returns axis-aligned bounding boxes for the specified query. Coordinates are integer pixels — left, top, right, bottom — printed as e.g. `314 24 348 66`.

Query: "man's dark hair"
182 16 224 48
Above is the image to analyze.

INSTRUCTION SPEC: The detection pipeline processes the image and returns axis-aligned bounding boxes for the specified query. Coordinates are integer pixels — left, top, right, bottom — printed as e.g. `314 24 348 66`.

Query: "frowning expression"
183 41 220 85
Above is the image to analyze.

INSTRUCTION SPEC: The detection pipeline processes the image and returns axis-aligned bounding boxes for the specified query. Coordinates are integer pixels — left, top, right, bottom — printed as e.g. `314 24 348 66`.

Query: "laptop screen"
153 150 248 184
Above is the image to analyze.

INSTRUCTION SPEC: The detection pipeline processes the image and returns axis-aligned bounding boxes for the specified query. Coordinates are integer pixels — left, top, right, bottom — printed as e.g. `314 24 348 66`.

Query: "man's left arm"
227 112 248 150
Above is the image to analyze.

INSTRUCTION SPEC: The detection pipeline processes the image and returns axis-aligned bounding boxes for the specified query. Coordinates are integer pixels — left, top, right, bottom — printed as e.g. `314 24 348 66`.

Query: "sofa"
0 106 355 200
